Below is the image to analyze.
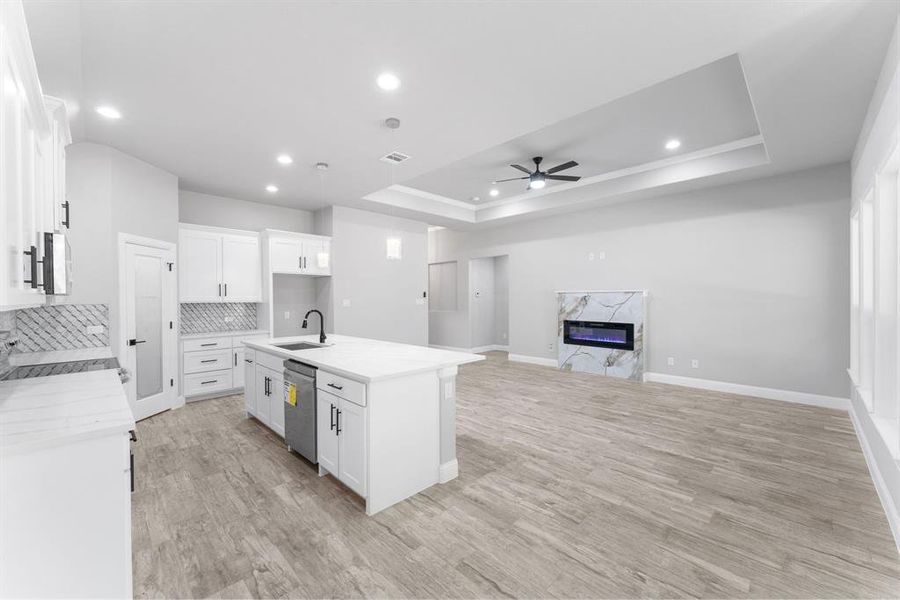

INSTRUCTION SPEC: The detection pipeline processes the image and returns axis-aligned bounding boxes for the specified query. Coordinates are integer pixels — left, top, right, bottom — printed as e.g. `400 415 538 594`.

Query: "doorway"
468 255 509 352
118 234 178 421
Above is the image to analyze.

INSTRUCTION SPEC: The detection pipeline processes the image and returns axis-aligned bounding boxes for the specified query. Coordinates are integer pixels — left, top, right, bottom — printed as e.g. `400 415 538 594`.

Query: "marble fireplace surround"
557 290 647 380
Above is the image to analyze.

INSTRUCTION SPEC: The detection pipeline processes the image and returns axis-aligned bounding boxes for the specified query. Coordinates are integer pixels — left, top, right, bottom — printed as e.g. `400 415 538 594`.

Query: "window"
428 261 457 311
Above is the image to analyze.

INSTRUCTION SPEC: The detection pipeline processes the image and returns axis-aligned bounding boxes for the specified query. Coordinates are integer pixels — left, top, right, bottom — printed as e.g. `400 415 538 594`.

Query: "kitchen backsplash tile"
0 311 15 377
15 304 109 352
180 302 257 334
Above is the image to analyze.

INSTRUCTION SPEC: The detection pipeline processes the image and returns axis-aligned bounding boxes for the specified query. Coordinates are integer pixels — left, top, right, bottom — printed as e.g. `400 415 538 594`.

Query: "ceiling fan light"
529 178 546 190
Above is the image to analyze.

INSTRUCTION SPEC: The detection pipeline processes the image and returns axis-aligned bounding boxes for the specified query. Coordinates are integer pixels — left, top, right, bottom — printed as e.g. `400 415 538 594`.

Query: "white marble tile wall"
0 311 15 378
180 302 258 334
15 304 109 352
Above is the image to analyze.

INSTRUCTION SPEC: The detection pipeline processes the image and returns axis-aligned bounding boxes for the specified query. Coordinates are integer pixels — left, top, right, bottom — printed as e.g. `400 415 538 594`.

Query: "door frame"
117 233 181 419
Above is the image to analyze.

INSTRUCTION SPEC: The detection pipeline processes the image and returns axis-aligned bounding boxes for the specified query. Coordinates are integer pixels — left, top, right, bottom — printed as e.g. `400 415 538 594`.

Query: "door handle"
62 200 70 228
330 403 335 430
245 359 253 364
336 409 342 434
128 339 146 346
224 283 227 297
327 383 343 391
23 246 40 289
264 376 270 396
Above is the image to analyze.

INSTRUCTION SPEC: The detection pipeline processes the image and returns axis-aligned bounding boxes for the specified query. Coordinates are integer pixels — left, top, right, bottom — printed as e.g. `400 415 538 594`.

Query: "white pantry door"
122 240 177 420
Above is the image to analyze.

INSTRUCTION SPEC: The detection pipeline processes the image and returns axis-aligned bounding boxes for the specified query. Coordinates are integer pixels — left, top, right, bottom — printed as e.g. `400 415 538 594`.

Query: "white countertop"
0 370 135 455
244 334 485 382
180 329 269 340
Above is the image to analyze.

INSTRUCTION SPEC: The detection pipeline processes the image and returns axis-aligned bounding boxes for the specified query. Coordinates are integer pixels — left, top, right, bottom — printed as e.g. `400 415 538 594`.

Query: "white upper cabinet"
178 225 260 303
0 1 70 310
221 234 261 301
263 230 331 276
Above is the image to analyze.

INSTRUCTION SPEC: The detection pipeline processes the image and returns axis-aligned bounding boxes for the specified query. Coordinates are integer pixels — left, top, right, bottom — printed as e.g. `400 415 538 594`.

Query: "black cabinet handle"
330 403 335 430
234 352 237 366
298 256 302 268
245 359 253 364
201 379 218 385
129 429 137 442
130 451 135 493
327 382 343 391
200 343 216 347
200 359 217 363
23 246 39 289
264 376 270 396
224 283 228 297
62 200 70 228
128 339 146 346
336 409 342 434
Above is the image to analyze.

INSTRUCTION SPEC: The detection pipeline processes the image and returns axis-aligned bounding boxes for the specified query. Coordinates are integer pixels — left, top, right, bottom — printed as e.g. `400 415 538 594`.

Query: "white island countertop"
244 334 485 382
0 370 134 455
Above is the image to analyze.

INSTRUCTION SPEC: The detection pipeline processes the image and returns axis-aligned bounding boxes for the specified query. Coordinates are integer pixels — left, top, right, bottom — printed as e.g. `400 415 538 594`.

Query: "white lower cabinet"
181 333 267 401
243 349 256 414
253 364 284 437
317 387 367 497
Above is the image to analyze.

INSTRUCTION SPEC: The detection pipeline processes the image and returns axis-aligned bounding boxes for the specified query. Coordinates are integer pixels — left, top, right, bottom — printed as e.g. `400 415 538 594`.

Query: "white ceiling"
22 0 900 227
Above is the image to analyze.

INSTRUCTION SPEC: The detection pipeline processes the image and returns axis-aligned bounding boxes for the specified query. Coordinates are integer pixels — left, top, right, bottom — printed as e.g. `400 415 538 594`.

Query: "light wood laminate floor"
132 352 900 598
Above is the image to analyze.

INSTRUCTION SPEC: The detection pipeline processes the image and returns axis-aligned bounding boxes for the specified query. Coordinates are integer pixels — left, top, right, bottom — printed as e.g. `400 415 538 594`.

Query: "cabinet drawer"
184 369 233 396
317 371 366 407
255 349 285 373
183 348 232 374
183 336 232 352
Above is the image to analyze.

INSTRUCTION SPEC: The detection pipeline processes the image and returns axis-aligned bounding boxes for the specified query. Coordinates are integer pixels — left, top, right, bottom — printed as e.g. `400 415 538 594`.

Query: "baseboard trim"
439 459 459 483
848 394 900 553
429 344 470 352
642 372 849 411
430 344 510 354
508 353 558 368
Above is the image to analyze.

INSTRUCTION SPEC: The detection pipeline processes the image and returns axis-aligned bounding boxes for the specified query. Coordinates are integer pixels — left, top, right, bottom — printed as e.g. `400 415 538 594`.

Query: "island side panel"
366 371 440 515
438 365 459 482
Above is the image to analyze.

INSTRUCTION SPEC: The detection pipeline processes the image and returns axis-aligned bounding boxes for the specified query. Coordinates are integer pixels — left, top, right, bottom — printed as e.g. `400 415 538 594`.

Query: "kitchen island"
243 334 484 515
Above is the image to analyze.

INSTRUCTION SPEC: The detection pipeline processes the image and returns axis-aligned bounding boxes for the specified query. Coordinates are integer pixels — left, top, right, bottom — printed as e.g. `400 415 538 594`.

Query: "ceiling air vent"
380 151 411 164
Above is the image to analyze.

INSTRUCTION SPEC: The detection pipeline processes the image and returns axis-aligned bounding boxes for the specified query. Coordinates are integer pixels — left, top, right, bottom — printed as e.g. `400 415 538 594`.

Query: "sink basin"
274 342 326 351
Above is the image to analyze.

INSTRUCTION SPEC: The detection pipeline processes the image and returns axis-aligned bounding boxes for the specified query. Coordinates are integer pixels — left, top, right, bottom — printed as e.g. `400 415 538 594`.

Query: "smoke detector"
384 117 401 129
380 151 410 164
316 162 329 171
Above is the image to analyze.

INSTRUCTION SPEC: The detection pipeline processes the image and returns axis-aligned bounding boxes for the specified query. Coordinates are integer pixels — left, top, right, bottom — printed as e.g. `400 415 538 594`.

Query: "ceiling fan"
493 156 580 190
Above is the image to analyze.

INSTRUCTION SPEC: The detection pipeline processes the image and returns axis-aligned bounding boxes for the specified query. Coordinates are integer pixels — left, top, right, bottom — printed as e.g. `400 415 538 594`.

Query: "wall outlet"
283 311 290 320
85 325 104 335
691 359 699 369
342 299 351 307
548 342 554 351
588 252 595 261
667 357 675 366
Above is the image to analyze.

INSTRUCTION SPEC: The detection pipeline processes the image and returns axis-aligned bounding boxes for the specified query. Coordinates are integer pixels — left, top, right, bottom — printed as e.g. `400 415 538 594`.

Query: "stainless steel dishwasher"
283 360 317 464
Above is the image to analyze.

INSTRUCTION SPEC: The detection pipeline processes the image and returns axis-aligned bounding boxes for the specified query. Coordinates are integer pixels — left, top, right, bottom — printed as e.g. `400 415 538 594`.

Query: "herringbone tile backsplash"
15 304 109 352
180 302 258 334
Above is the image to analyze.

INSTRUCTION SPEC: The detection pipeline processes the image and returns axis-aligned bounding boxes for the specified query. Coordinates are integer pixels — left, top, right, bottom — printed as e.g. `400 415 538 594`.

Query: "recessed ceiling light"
265 184 278 193
489 189 499 197
95 105 121 119
665 139 681 150
377 72 401 91
276 154 293 165
470 196 481 202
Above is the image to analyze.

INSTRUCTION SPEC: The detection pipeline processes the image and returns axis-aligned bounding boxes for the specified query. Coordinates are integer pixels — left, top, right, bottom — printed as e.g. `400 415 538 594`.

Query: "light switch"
342 299 351 307
283 311 290 320
691 359 699 369
667 357 675 366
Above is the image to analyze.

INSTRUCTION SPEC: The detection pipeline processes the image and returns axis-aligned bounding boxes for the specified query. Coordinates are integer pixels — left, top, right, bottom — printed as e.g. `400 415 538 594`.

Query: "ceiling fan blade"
492 176 530 183
510 164 532 174
545 175 581 182
546 160 578 174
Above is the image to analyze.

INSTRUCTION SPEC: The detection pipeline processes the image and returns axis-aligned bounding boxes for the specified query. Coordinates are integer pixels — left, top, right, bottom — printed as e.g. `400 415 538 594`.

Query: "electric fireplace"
563 320 634 351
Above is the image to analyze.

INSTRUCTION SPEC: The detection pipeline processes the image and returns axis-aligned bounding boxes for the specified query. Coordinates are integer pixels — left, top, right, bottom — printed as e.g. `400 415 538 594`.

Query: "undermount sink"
274 342 327 351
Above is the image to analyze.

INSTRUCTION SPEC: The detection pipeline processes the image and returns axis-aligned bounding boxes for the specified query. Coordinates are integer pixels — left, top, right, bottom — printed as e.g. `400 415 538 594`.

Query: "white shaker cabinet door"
316 391 340 475
302 238 331 276
178 229 222 302
254 368 272 425
269 237 302 274
221 234 260 301
337 398 367 497
243 350 256 415
269 370 285 438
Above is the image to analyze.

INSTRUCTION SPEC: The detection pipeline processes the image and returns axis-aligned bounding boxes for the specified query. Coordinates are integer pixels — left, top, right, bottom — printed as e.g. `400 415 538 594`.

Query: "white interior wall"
179 190 315 233
429 162 850 399
848 15 900 551
327 206 428 345
65 142 179 357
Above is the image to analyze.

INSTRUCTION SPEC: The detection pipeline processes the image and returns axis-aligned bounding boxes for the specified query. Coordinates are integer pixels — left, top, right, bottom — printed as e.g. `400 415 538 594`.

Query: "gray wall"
272 274 320 337
429 163 850 398
179 190 315 233
66 143 179 356
328 206 428 346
